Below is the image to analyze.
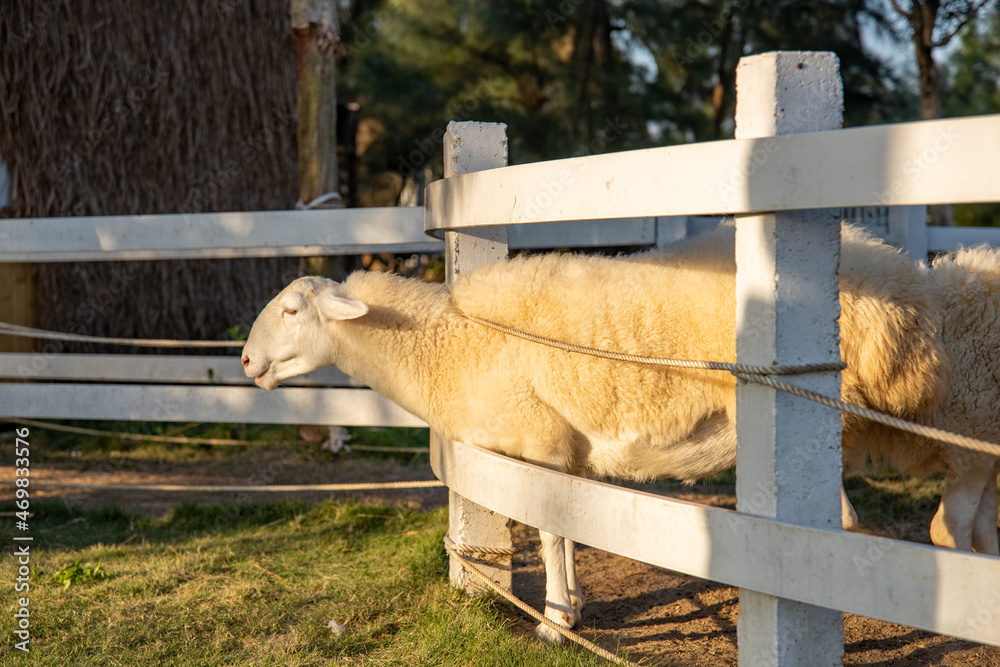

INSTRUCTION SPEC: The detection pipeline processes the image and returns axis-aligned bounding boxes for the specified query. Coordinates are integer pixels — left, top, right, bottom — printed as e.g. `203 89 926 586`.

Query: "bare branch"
888 0 915 21
932 0 989 47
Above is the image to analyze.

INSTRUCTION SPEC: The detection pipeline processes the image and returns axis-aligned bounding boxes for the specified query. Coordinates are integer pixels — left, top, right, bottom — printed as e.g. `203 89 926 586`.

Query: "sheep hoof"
534 622 567 645
567 597 584 627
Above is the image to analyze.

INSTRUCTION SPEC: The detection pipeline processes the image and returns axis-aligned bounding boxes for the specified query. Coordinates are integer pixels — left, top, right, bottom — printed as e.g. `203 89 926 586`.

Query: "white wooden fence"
0 209 677 423
1 49 1000 666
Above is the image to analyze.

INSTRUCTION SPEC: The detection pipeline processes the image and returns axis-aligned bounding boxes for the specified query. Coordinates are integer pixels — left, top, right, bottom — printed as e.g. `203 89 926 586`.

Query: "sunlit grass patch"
0 499 610 666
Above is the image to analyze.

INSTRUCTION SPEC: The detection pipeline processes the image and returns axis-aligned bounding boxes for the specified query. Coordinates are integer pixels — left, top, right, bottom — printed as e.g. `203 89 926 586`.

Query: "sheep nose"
241 354 250 368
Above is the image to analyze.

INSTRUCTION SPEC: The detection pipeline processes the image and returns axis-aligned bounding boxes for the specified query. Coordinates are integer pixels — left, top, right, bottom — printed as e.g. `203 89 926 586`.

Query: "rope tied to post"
442 535 640 667
443 537 517 558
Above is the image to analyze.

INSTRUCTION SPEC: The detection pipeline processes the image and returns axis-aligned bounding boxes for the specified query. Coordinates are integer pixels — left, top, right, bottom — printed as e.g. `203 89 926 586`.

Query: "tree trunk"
291 0 341 208
0 264 36 353
914 41 943 120
908 0 954 225
712 10 735 139
291 0 346 277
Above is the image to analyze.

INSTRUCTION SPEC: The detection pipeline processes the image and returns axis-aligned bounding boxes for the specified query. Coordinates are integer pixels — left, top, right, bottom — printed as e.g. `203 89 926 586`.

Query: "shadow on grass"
0 497 436 553
843 471 943 544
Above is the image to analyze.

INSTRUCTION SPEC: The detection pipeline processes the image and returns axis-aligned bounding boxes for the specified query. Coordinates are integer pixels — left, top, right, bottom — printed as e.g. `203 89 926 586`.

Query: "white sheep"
849 244 1000 555
241 222 949 642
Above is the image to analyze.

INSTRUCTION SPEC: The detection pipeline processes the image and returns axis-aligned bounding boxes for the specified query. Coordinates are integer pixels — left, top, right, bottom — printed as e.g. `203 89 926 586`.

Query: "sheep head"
242 277 368 389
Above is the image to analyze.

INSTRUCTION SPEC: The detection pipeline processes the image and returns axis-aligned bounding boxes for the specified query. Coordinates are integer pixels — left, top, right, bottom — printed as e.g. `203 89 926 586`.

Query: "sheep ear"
315 290 369 321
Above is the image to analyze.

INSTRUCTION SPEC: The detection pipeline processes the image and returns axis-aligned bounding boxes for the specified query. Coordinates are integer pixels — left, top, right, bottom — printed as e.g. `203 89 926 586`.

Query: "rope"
736 373 1000 458
466 315 844 376
296 192 343 210
6 418 430 454
470 316 1000 457
445 540 517 558
0 321 244 348
1 480 444 493
9 418 258 447
443 536 640 666
347 445 430 455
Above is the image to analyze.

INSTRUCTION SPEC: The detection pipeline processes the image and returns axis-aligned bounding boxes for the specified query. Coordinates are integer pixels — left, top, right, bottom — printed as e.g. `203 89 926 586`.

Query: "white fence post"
887 205 929 262
734 52 845 666
435 120 513 594
655 216 689 248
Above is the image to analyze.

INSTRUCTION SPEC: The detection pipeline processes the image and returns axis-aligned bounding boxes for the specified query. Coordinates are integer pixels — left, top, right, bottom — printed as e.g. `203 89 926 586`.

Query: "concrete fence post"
435 120 513 594
888 205 929 262
733 51 846 666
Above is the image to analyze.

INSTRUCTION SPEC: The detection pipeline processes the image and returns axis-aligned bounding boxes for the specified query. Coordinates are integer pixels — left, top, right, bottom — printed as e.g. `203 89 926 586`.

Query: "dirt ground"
6 452 1000 666
510 522 1000 666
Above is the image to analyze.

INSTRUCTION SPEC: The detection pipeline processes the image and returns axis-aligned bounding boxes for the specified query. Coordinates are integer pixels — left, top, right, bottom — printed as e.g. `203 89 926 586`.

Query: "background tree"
944 3 1000 225
945 2 1000 116
883 0 991 225
339 0 658 208
336 0 953 206
887 0 991 118
624 0 902 139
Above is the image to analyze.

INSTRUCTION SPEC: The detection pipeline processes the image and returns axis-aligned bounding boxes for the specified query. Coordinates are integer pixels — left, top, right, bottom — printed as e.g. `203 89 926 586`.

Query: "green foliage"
338 0 906 205
945 5 1000 118
227 324 247 341
944 5 1000 228
50 559 108 589
954 202 1000 227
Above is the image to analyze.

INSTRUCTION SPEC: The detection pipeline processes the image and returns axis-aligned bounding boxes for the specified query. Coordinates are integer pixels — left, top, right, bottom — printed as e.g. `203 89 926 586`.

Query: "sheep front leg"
565 538 585 622
972 466 999 556
931 462 996 552
534 530 577 644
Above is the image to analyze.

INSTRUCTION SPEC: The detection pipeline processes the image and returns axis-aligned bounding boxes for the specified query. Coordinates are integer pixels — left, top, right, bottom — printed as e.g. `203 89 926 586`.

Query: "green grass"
1 499 610 666
844 466 945 544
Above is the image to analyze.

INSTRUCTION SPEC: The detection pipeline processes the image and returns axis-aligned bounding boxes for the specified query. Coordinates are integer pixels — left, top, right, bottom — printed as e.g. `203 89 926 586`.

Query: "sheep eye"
282 308 297 316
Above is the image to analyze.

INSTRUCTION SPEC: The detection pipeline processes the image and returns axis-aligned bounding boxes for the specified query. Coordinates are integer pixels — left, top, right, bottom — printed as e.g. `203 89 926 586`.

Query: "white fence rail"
0 209 678 263
424 116 998 227
929 225 1000 252
2 384 424 427
1 48 1000 667
432 437 1000 646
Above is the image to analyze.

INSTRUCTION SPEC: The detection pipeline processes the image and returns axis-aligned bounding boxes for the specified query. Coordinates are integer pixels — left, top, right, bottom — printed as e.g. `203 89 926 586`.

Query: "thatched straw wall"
0 0 302 353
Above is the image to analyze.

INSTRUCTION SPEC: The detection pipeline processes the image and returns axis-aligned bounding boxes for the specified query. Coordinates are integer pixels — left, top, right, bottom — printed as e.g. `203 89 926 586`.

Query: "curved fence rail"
425 115 999 230
431 437 1000 646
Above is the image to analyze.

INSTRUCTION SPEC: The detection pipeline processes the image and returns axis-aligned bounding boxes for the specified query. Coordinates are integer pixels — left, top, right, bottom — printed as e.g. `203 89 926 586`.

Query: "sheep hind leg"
930 463 995 552
840 485 858 531
534 530 577 644
971 466 999 556
565 538 585 623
